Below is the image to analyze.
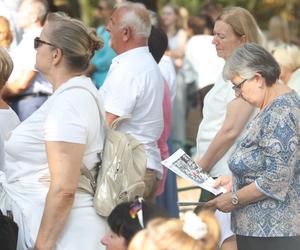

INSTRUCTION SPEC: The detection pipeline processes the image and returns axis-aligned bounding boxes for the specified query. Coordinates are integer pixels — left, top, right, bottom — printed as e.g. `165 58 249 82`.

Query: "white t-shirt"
100 47 164 175
159 55 176 104
185 35 225 89
4 75 105 182
196 74 235 177
0 108 20 170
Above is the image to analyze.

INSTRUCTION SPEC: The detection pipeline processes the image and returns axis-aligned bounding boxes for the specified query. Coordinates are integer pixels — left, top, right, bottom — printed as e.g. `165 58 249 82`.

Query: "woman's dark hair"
188 14 214 35
148 26 168 63
107 200 168 245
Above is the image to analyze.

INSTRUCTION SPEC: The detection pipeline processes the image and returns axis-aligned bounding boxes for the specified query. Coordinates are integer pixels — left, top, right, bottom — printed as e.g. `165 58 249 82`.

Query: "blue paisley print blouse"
229 91 300 237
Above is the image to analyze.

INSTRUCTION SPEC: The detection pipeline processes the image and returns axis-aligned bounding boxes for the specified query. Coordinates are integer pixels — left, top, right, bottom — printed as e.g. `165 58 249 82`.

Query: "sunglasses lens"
34 38 40 49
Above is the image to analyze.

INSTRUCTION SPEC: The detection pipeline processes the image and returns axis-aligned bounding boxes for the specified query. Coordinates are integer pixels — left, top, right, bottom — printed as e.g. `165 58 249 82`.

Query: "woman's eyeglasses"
232 78 248 93
34 37 56 49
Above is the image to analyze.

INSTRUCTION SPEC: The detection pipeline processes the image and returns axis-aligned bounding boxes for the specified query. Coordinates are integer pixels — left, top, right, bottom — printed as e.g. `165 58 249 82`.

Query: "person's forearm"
2 81 28 98
198 98 255 173
2 70 36 98
197 128 238 172
35 187 75 250
236 182 266 207
205 181 267 212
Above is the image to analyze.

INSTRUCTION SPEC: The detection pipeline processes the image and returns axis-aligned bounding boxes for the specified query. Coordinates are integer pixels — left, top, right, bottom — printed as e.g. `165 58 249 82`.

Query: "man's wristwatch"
231 192 239 205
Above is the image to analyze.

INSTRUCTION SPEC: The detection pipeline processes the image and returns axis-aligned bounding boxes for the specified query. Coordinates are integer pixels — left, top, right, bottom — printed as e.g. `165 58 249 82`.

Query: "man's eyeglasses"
34 37 56 49
232 78 248 93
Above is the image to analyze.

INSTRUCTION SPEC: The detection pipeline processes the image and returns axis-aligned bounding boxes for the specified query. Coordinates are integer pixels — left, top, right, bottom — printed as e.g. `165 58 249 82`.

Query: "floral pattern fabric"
229 91 300 237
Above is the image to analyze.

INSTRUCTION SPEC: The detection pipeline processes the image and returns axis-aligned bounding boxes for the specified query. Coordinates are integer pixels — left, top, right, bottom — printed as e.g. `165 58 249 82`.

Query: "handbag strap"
59 85 104 192
60 84 132 192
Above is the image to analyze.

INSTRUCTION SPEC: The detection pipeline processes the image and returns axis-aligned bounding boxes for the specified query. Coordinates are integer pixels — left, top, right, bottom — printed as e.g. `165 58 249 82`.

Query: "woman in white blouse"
0 13 106 249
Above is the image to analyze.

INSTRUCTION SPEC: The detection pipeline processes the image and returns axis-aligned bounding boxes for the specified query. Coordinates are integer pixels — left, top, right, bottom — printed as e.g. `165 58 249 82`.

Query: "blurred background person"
266 15 290 52
0 0 23 49
85 0 116 89
201 0 222 22
272 43 300 95
184 14 225 152
195 7 263 250
101 198 168 250
0 16 13 50
161 3 188 70
207 43 300 250
1 0 52 121
184 14 224 90
128 210 220 250
161 3 188 152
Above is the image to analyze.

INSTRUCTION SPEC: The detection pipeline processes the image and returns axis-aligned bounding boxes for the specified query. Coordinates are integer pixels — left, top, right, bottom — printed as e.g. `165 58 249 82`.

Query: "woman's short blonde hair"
0 47 13 86
128 210 220 250
272 44 300 73
45 12 103 71
0 16 13 48
218 7 263 45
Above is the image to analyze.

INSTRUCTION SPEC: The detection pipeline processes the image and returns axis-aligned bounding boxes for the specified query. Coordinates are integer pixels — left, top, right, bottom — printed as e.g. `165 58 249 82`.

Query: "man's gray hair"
117 2 151 38
223 43 280 86
19 0 49 24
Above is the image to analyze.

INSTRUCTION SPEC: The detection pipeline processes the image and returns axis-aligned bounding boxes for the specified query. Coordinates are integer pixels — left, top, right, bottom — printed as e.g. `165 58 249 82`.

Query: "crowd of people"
0 0 299 250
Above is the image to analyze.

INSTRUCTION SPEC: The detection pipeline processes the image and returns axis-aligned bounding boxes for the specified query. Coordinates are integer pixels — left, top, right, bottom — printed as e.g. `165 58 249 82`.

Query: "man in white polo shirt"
100 2 164 201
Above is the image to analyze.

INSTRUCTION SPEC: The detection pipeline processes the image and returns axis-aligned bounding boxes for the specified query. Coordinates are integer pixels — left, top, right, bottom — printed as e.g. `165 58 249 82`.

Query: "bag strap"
62 85 132 129
60 85 132 189
59 85 104 191
110 114 132 130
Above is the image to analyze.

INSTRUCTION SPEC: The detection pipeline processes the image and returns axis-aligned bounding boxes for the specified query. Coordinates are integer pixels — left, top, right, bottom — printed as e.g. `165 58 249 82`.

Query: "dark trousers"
236 235 300 250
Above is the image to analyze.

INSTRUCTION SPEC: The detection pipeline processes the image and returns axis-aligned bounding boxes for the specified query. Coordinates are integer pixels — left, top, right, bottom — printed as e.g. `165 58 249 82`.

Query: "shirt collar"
112 46 149 65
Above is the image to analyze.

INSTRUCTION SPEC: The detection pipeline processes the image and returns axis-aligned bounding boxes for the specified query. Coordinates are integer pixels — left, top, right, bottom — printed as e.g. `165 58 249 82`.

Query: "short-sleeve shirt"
229 91 300 237
4 76 105 183
100 47 164 175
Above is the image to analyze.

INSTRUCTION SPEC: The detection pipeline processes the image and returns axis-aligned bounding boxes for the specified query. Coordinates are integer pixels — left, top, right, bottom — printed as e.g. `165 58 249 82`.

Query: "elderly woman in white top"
0 13 107 249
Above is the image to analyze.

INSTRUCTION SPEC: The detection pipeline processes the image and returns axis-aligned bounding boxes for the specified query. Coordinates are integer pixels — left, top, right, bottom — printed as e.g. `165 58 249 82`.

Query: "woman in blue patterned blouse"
205 43 300 250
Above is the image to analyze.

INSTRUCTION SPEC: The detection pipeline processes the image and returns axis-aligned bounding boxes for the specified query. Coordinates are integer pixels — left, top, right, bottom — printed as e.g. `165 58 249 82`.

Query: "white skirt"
0 173 107 250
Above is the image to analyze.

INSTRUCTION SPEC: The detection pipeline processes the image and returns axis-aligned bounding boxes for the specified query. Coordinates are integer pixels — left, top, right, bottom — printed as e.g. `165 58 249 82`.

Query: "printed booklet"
161 148 226 196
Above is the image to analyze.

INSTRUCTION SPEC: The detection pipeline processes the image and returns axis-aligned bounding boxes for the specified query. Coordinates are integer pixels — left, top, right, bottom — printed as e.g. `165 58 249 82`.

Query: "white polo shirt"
100 47 164 176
